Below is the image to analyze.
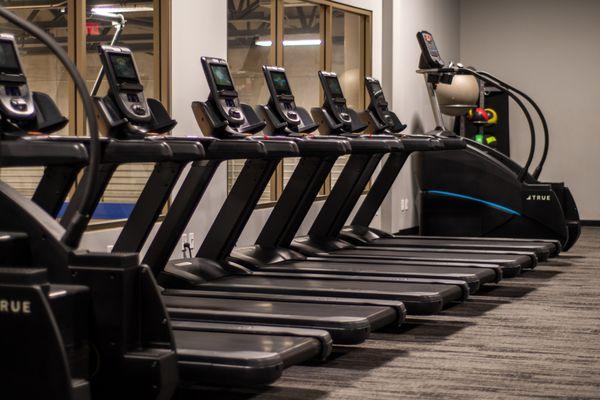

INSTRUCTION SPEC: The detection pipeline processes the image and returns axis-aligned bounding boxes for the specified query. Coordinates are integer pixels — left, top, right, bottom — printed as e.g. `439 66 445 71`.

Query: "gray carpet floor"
182 227 600 400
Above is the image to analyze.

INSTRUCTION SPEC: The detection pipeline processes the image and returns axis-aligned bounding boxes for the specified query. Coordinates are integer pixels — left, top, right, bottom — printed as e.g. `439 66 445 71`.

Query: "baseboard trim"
395 226 419 235
582 220 600 227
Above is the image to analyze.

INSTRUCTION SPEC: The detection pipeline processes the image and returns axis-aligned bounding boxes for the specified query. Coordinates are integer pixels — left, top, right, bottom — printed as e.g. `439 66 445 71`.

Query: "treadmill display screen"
326 76 344 98
0 41 21 74
109 53 139 82
211 64 234 91
271 71 291 95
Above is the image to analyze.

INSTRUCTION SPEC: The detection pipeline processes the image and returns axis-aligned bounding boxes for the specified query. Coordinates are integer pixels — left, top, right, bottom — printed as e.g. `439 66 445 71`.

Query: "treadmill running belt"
174 275 465 314
257 259 499 289
329 248 535 270
174 329 319 386
164 295 390 343
371 237 554 260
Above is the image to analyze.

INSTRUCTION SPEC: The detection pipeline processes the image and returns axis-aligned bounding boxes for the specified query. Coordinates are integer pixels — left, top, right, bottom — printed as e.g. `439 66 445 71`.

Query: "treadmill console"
0 34 35 121
365 77 406 133
201 57 246 126
416 30 445 69
263 66 301 126
98 45 151 122
318 71 352 126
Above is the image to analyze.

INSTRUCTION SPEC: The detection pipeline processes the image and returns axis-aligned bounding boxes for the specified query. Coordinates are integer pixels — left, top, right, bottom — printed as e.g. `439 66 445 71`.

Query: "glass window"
226 1 370 200
227 0 273 203
86 1 156 222
0 1 70 197
282 0 323 187
330 9 366 186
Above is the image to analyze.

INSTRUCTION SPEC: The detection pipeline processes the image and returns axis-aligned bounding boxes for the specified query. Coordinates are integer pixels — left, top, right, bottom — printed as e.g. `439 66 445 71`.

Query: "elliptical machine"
340 77 561 259
0 15 177 400
414 31 580 250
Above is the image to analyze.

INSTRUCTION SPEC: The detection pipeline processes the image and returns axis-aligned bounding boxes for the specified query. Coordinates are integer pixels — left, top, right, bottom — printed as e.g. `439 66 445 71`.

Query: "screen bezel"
210 63 235 91
270 70 292 96
108 53 141 84
0 39 23 75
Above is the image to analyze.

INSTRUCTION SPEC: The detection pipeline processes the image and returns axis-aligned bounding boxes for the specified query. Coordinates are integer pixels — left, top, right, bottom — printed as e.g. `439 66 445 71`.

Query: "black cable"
0 6 101 247
460 67 536 182
476 70 549 179
183 242 192 259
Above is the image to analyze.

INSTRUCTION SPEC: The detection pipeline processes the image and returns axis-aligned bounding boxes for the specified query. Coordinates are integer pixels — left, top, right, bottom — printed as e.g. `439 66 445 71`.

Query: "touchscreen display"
109 53 139 82
326 76 344 98
211 64 234 90
271 71 291 95
0 41 21 74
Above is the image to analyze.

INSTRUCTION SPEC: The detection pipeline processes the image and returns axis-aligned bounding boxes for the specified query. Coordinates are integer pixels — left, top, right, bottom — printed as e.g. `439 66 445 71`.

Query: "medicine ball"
436 74 479 116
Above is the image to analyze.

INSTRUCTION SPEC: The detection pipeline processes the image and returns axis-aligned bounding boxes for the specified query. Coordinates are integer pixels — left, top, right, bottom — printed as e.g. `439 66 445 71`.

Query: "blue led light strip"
427 190 522 216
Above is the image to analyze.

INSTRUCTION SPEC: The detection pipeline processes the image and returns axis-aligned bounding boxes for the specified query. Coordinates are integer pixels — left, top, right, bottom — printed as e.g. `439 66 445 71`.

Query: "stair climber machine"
0 15 178 400
90 51 411 355
414 30 580 251
59 44 336 387
142 57 466 319
339 76 561 260
285 71 538 278
230 66 509 295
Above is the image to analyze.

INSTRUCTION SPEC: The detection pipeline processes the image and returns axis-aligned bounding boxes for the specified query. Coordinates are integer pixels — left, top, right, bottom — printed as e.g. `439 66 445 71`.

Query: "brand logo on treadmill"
0 299 31 315
526 194 551 201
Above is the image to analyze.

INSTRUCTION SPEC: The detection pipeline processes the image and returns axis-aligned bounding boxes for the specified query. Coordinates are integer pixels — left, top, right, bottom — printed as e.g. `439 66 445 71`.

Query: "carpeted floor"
183 227 600 400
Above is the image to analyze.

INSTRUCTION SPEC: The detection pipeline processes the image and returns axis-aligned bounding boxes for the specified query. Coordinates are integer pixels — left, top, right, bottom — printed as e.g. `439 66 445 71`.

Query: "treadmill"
146 56 468 315
339 76 560 260
93 48 407 344
229 65 500 292
0 32 179 398
287 71 539 276
51 44 333 387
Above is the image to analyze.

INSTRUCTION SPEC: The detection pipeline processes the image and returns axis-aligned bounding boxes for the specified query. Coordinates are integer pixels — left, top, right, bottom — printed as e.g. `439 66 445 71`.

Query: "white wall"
379 0 461 233
460 0 600 220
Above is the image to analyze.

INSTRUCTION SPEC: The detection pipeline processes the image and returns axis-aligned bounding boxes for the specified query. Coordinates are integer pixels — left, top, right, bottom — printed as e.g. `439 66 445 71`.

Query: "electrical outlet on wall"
189 232 195 250
181 233 188 251
106 245 114 252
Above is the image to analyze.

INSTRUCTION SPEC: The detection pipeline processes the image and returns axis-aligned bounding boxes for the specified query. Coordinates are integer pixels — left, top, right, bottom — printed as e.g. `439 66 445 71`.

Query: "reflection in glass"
227 0 272 202
330 9 366 186
86 1 156 220
0 1 70 197
282 0 322 187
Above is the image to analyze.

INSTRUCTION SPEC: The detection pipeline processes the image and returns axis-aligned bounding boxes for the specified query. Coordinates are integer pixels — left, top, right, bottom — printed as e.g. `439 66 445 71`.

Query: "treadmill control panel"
365 77 393 127
99 45 151 122
318 71 352 126
263 66 301 126
0 34 35 121
201 57 245 126
417 30 445 69
365 76 406 134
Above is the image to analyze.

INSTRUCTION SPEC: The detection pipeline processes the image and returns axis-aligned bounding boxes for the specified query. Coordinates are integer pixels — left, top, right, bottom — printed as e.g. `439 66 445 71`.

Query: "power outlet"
181 233 188 251
189 232 195 250
106 245 114 252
